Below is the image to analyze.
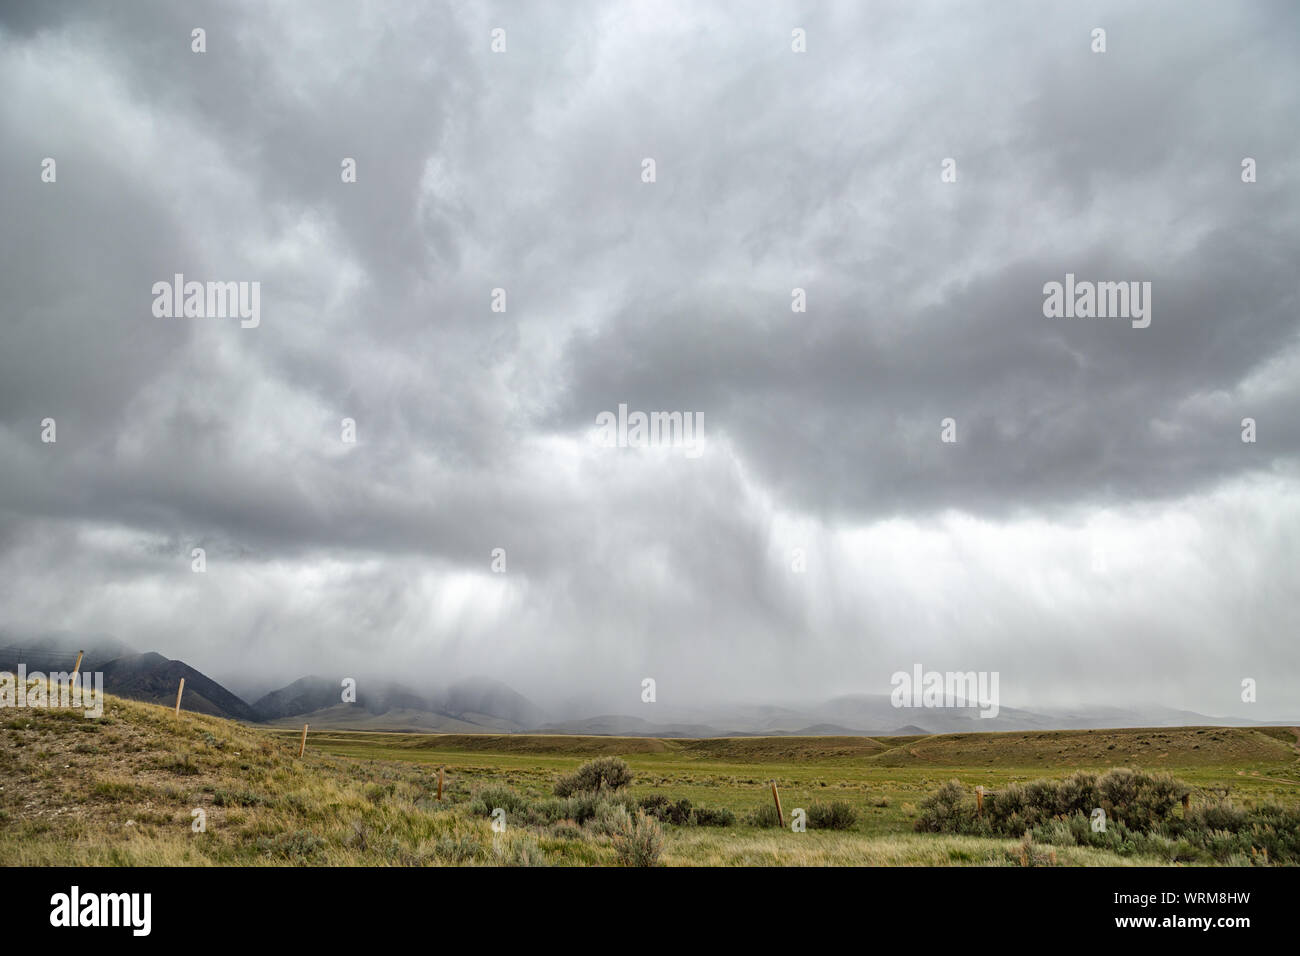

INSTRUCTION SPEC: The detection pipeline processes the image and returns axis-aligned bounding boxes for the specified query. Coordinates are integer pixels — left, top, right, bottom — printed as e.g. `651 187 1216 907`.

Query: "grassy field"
2 692 1297 866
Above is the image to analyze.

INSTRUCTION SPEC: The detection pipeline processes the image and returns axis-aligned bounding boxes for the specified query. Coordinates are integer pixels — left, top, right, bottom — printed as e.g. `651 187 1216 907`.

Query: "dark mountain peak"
97 653 258 722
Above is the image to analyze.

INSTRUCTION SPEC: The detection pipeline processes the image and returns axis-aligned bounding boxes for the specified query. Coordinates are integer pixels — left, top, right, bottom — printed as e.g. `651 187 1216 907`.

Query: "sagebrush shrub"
496 836 548 867
560 791 634 824
548 820 584 841
586 800 632 836
434 835 484 863
919 769 1299 865
638 794 695 824
256 829 326 861
807 801 858 830
1012 832 1057 867
914 780 974 833
691 806 736 827
919 769 1190 837
554 757 634 797
611 810 664 867
468 784 531 818
1098 768 1187 830
1186 799 1247 833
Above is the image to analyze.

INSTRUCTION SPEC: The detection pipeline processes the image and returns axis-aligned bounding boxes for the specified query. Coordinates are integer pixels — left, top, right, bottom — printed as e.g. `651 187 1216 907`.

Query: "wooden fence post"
437 767 444 801
298 723 309 758
174 678 185 715
976 785 985 815
769 779 784 828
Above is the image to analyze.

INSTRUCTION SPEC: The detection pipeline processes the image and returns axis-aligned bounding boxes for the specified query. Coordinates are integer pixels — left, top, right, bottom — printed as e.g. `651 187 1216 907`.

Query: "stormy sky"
1 1 1297 718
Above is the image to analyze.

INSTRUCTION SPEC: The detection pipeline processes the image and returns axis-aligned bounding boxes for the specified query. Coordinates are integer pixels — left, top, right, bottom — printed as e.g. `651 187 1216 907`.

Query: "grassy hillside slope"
3 692 1296 866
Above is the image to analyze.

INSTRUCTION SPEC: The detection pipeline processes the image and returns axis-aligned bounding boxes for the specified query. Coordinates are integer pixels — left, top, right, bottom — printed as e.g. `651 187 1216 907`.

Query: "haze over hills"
251 673 550 733
2 632 1296 736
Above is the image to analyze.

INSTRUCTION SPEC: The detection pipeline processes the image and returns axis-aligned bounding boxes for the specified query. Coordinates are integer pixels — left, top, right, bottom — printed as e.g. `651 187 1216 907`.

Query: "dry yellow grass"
2 690 1294 866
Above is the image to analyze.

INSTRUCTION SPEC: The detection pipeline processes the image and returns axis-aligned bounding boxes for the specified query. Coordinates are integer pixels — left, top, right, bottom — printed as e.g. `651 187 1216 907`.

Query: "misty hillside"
253 676 431 720
0 631 136 671
439 675 549 728
253 674 548 729
2 633 1296 735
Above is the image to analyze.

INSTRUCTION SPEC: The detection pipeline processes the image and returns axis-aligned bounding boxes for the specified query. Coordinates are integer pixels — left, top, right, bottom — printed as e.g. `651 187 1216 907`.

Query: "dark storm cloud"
0 1 1296 715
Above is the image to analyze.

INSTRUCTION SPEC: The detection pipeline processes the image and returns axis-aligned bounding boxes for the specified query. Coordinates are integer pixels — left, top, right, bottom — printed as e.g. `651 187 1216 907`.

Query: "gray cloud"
0 0 1297 718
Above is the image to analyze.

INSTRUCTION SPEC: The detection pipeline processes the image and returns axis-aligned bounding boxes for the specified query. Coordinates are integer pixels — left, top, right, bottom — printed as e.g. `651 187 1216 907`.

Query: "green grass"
294 724 1300 844
2 691 1296 866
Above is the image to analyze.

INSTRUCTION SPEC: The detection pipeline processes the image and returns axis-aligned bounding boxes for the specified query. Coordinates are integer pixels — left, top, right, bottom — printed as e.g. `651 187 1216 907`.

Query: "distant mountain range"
1 631 1295 735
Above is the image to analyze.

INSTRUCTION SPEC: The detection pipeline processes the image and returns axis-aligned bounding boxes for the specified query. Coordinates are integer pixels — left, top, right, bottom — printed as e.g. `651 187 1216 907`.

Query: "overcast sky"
1 1 1297 717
